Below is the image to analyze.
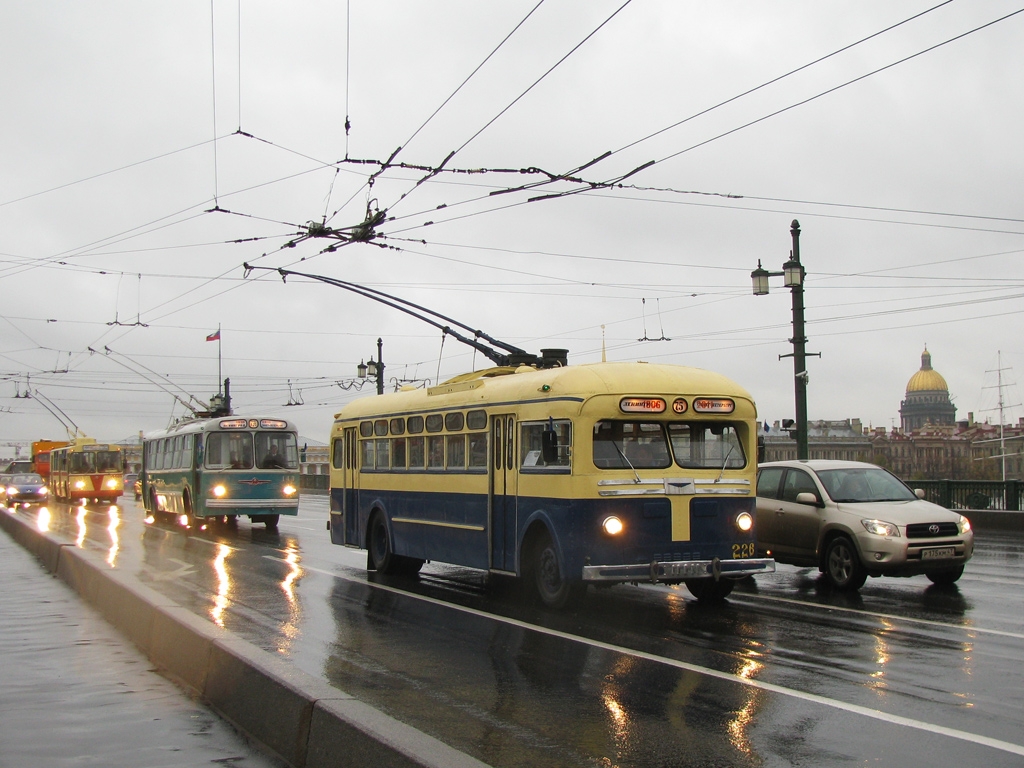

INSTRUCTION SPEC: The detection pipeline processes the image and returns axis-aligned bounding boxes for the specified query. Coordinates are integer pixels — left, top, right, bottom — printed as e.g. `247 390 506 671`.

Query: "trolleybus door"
343 427 359 545
489 414 518 572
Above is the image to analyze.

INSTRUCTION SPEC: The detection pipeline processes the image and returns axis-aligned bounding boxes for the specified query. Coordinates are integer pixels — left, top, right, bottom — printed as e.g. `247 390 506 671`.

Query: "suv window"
756 467 785 499
781 469 818 503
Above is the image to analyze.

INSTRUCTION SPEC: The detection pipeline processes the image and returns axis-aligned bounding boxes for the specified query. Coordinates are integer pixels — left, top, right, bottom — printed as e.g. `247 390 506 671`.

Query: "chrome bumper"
582 557 775 584
206 498 299 509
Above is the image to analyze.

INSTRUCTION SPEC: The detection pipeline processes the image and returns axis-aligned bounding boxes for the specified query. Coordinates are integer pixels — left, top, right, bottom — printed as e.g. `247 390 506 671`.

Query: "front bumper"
583 556 775 584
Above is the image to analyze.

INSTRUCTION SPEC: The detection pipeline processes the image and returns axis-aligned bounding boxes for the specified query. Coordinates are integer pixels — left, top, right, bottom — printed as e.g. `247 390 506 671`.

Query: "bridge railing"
909 479 1023 511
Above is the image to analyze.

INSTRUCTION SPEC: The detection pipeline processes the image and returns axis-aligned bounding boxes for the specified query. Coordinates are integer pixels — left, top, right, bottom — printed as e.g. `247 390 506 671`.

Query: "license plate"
921 547 955 560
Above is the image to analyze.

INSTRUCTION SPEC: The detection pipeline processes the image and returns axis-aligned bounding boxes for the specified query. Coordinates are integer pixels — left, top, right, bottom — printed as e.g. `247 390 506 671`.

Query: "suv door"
773 467 826 561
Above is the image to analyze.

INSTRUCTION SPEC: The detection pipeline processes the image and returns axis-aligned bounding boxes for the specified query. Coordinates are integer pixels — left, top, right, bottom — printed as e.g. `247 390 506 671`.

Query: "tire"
529 532 586 610
263 514 279 531
927 565 964 586
685 578 736 602
824 536 867 591
367 514 398 573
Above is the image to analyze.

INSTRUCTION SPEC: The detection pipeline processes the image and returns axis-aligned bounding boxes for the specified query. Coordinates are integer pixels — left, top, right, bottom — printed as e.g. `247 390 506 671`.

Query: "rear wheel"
368 514 398 573
927 565 964 586
685 578 736 602
824 536 867 591
262 514 279 531
529 532 586 610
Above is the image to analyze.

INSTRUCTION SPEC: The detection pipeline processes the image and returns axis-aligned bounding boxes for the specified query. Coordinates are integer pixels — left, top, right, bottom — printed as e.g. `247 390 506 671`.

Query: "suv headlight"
861 519 900 537
958 515 971 534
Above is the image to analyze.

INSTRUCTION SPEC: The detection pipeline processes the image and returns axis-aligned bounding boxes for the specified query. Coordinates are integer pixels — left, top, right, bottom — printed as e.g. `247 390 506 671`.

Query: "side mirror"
795 492 821 507
541 430 559 464
914 488 925 499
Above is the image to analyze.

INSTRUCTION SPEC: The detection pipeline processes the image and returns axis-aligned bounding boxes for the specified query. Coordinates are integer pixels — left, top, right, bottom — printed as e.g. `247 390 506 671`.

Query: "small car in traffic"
5 473 49 509
125 472 141 501
755 460 973 590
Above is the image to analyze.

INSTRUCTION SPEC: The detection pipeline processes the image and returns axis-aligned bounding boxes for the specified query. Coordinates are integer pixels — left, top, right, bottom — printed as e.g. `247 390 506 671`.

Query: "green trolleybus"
141 416 300 530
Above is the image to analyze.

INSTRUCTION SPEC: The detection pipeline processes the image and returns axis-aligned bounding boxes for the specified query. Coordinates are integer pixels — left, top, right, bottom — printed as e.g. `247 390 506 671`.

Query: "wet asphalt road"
13 497 1024 768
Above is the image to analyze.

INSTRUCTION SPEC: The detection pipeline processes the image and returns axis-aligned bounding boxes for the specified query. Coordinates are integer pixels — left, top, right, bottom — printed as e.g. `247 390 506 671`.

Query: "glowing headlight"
283 485 297 496
38 487 48 495
212 485 227 497
735 511 753 532
105 479 118 489
6 487 16 495
861 519 900 537
74 480 86 490
179 514 190 527
602 516 624 535
958 515 971 534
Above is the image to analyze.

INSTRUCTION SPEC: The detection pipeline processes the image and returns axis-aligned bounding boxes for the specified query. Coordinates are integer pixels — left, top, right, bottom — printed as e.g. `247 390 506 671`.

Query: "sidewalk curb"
0 509 491 768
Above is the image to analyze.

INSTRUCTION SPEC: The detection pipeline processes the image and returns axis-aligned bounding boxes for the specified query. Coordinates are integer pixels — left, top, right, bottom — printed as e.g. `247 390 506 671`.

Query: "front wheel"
529 533 586 610
927 565 964 586
262 514 279 531
824 536 867 591
685 578 736 602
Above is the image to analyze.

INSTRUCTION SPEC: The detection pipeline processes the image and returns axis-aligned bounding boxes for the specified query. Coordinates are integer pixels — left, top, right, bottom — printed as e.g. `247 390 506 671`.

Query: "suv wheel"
824 536 867 591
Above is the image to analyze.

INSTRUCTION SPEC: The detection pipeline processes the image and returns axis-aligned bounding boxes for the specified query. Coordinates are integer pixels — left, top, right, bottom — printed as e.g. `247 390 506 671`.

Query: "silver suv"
755 460 973 590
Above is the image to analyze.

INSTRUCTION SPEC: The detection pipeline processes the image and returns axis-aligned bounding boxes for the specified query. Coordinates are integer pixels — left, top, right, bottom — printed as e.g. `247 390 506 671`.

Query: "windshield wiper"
716 445 735 482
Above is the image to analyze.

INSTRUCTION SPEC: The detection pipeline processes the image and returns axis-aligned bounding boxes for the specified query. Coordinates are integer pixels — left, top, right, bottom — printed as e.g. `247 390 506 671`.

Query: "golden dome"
906 347 948 392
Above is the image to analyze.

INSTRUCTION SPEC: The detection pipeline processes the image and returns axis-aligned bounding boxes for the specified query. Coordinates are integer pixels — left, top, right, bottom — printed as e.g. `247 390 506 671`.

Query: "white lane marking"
265 556 1024 758
729 593 1024 641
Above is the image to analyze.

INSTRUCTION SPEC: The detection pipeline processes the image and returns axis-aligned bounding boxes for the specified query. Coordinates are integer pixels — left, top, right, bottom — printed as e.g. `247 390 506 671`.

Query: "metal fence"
910 479 1023 511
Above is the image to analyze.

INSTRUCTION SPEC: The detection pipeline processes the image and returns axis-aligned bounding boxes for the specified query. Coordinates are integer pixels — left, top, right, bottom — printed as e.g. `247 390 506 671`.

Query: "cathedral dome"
906 348 948 392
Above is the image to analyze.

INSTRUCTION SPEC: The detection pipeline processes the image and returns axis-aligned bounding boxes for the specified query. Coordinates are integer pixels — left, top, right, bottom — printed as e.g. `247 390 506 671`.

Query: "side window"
782 469 819 503
332 437 344 469
756 467 784 500
446 434 466 469
427 435 444 468
360 439 374 471
392 438 407 469
468 433 488 469
408 436 425 469
520 420 572 470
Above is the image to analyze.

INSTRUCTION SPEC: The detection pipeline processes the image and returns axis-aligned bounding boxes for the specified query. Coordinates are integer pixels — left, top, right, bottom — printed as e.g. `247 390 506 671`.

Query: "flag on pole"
206 330 221 342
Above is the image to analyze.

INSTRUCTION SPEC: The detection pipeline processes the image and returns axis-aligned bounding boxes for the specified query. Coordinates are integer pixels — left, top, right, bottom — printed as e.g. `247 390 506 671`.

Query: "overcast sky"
2 1 1023 451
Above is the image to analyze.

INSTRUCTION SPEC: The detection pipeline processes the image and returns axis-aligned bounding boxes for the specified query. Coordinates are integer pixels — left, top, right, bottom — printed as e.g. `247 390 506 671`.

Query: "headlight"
212 485 226 497
105 479 118 489
74 480 86 490
38 487 48 495
958 515 971 534
861 519 900 537
283 485 297 496
735 511 753 532
602 516 624 535
6 487 16 495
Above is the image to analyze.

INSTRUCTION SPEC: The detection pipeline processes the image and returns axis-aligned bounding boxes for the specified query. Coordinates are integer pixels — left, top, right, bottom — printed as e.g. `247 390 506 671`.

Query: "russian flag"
206 330 221 342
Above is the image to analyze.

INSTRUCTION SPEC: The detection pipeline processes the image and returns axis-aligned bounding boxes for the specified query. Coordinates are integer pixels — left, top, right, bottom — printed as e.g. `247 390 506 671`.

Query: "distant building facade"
762 347 1023 481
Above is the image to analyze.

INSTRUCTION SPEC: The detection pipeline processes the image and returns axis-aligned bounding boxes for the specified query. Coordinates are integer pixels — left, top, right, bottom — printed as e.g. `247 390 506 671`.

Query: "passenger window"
756 467 785 500
782 470 818 503
468 433 488 468
446 434 465 469
520 421 571 469
408 436 425 469
427 436 444 468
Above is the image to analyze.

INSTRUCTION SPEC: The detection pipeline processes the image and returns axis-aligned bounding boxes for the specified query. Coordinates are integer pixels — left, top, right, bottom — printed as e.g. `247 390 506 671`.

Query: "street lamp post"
751 220 815 461
357 337 385 395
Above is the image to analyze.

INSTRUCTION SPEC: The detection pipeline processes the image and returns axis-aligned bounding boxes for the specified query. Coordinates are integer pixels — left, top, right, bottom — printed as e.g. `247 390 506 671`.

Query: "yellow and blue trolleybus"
141 415 300 530
329 359 775 608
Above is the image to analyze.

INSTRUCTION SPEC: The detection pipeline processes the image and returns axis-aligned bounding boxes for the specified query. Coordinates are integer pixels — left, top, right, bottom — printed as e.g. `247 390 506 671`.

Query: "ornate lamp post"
358 337 385 395
751 220 815 460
